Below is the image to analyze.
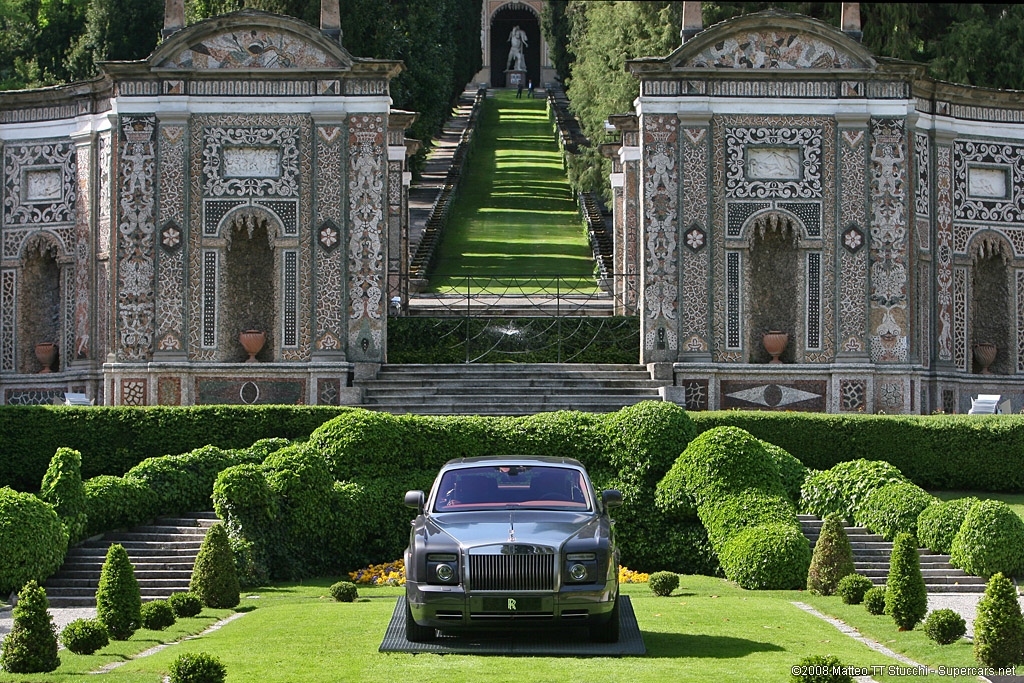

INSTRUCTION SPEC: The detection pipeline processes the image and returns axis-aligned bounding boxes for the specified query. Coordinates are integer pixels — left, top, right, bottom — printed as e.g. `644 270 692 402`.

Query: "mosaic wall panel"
953 267 968 369
196 377 305 405
721 379 826 411
317 377 340 406
1 270 14 371
942 388 955 414
3 140 77 228
838 128 867 353
952 140 1024 227
347 114 386 361
1018 270 1024 372
115 116 158 361
622 162 640 313
681 31 868 69
712 115 835 363
868 118 909 363
72 140 92 360
806 251 821 350
680 126 709 353
188 114 312 361
876 378 905 413
283 250 298 347
838 378 866 412
936 145 954 362
919 259 930 369
121 378 147 406
641 114 679 359
62 263 73 371
157 376 181 405
4 389 62 405
314 122 345 353
156 123 186 353
159 29 345 70
914 133 930 243
202 250 217 347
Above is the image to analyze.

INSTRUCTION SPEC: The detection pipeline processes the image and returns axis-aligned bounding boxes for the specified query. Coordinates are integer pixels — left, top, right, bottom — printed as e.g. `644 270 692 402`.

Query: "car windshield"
433 465 592 512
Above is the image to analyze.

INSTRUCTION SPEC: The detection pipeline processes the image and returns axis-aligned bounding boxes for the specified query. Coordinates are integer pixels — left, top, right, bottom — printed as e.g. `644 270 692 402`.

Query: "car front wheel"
589 595 620 643
404 597 436 643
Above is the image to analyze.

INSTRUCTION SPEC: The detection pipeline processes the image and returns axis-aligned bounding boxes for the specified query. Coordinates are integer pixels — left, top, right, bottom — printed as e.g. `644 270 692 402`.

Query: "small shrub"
190 524 240 609
836 574 874 605
924 609 967 645
39 447 88 545
807 514 855 596
0 487 68 595
648 572 679 597
59 618 109 655
885 533 927 631
168 592 203 618
950 499 1024 578
0 581 59 673
95 543 141 640
973 572 1024 669
140 600 176 630
863 586 887 615
790 654 855 683
329 581 358 602
169 651 227 683
855 482 935 540
918 497 978 555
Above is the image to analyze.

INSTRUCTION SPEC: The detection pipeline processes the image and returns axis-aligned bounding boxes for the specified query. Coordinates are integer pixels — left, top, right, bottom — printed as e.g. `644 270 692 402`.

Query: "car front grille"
469 553 555 591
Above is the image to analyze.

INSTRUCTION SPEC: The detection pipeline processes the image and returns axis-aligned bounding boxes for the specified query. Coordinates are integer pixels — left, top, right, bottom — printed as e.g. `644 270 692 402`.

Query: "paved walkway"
0 605 97 645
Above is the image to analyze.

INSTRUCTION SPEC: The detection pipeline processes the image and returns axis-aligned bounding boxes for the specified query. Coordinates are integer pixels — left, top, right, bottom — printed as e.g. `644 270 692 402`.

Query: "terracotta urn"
762 331 789 364
974 342 997 375
239 330 266 363
34 342 57 373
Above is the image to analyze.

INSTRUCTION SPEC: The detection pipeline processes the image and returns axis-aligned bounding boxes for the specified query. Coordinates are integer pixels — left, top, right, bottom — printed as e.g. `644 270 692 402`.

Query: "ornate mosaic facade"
0 10 410 405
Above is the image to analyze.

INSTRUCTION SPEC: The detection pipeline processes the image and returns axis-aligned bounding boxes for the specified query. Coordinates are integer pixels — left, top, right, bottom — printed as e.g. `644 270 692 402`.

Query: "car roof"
440 455 585 469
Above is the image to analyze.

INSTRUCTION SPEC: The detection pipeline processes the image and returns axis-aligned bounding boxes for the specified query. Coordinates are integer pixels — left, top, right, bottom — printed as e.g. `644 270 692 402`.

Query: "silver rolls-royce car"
403 455 622 643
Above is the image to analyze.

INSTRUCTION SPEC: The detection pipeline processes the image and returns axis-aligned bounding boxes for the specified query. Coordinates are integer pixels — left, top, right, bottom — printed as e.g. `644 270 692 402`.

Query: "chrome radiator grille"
469 553 555 591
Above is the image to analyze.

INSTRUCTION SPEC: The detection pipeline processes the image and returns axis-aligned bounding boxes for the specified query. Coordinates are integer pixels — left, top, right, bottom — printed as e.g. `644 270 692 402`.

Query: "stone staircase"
354 363 672 416
799 514 987 593
43 512 219 607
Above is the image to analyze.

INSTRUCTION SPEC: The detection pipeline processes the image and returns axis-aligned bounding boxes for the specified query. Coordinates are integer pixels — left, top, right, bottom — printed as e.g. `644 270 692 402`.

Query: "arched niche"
968 233 1014 375
17 234 63 373
217 208 280 362
490 2 541 88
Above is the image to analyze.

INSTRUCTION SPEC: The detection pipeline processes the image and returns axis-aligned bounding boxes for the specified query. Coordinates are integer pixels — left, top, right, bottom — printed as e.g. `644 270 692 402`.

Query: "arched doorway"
969 234 1014 375
218 209 279 362
17 235 63 373
490 3 541 88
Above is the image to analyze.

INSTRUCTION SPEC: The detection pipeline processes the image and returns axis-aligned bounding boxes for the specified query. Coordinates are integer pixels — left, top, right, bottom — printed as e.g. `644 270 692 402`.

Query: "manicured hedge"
855 481 936 541
0 488 67 595
689 412 1024 493
800 459 910 523
918 497 978 555
950 500 1024 578
0 406 350 492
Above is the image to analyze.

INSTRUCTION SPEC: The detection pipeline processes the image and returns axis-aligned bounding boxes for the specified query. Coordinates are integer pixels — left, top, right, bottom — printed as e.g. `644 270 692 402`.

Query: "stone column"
69 130 95 365
600 142 625 314
835 112 870 362
677 111 712 361
610 114 641 316
932 128 956 367
312 111 348 359
386 111 418 314
154 111 188 360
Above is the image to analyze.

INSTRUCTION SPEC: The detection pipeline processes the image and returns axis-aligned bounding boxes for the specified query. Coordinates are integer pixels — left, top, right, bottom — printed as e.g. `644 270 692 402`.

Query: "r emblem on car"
508 598 517 611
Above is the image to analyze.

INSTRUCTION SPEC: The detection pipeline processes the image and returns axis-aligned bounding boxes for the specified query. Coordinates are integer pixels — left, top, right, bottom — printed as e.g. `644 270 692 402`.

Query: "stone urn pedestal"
34 342 57 373
239 330 266 363
974 342 997 375
762 331 789 364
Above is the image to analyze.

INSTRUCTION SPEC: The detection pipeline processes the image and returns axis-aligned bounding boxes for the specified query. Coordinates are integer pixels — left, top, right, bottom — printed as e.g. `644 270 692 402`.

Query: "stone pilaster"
835 112 870 362
313 111 347 358
678 111 712 361
933 128 955 367
154 111 188 359
69 130 94 364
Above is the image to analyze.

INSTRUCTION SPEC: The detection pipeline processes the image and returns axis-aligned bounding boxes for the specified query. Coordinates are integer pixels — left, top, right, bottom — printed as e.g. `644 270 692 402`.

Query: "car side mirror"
404 490 425 512
602 489 622 508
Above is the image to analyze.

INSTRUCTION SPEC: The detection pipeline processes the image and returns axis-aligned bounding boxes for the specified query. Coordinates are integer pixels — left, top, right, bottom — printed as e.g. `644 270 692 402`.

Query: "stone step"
127 524 213 534
361 380 667 392
68 546 205 558
100 531 208 542
45 577 194 589
356 401 651 416
50 569 194 581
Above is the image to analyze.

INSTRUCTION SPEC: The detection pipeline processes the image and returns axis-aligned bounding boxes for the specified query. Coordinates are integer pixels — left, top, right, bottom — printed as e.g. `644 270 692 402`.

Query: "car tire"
589 595 620 643
404 598 436 643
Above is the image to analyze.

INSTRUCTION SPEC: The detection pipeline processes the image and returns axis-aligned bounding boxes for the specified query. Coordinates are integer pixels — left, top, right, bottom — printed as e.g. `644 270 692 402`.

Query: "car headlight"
426 553 459 585
569 563 587 581
564 552 599 583
436 563 454 581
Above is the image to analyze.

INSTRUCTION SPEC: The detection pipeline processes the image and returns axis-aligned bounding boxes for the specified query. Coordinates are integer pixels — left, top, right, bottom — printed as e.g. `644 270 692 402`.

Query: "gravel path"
0 606 98 646
927 590 1024 638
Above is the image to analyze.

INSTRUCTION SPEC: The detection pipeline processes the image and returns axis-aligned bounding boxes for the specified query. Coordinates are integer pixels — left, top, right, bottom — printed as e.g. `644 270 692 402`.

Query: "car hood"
426 509 600 550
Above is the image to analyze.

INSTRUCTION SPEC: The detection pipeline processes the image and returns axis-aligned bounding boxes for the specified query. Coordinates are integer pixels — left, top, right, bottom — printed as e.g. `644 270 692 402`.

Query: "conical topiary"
190 524 239 609
0 580 59 673
973 572 1024 668
806 513 855 595
885 532 927 631
96 543 141 640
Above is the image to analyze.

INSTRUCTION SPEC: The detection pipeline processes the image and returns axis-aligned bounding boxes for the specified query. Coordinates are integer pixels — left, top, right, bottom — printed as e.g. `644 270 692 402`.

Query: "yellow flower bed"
348 559 406 586
618 566 649 583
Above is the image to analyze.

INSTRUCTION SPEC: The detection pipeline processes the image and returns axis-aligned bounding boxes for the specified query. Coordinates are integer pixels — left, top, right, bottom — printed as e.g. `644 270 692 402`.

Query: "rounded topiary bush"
918 497 978 555
666 427 784 502
83 475 157 537
973 572 1024 668
648 571 679 597
39 447 88 545
169 651 226 683
96 543 141 640
807 513 855 596
190 524 240 609
885 533 927 631
760 441 806 503
0 487 68 596
0 581 59 674
924 609 967 645
836 574 874 605
800 459 910 523
329 581 358 602
719 524 811 590
863 586 887 615
855 482 936 541
790 654 855 683
140 600 176 630
60 618 109 655
168 592 203 618
950 500 1024 578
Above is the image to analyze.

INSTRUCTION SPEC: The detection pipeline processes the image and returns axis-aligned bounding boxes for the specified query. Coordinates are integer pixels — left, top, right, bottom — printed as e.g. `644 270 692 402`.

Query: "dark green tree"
806 513 855 595
66 0 162 81
974 572 1024 668
96 543 142 640
190 523 240 609
885 533 928 631
541 0 573 83
0 580 59 674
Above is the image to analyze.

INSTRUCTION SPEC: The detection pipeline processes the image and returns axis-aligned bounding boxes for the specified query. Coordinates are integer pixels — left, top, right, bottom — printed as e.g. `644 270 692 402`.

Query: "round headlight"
570 563 587 581
436 563 454 582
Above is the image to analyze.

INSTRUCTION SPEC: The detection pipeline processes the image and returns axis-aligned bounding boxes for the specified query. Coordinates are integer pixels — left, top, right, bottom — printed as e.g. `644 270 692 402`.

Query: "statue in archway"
506 25 528 71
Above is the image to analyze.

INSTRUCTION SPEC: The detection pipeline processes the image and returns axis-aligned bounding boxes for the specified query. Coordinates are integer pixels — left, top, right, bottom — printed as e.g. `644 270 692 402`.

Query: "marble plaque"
223 146 281 178
968 166 1008 198
746 147 801 180
24 169 62 201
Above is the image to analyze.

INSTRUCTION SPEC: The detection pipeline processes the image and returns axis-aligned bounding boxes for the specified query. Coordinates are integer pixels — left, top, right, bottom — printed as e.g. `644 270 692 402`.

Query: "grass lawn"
430 90 595 291
931 489 1024 520
0 576 926 683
